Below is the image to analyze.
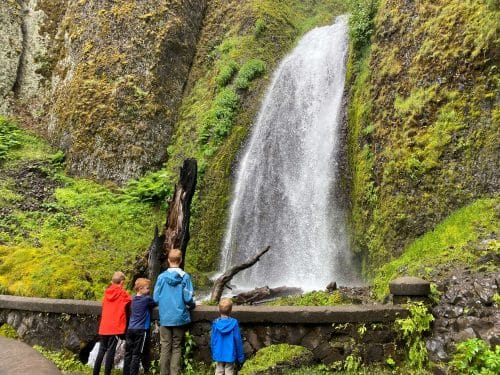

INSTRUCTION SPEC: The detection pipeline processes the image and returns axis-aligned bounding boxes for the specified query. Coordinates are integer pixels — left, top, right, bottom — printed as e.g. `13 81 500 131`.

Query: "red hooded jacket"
98 283 131 335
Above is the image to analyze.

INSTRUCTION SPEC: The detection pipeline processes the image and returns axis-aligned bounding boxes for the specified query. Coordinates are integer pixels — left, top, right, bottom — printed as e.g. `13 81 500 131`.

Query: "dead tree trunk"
210 246 271 303
163 158 197 269
131 158 197 287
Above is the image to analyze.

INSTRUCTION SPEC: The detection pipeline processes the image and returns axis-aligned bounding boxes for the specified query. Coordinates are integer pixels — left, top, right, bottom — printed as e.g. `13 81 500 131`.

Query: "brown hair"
218 298 233 316
168 249 182 266
134 278 151 292
111 271 126 284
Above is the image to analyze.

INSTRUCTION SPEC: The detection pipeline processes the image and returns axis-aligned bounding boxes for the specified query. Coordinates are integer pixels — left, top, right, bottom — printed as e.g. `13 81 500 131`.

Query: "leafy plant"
34 345 92 373
450 338 500 375
346 0 379 55
0 323 18 338
254 18 267 37
234 59 266 89
199 88 240 145
124 169 173 204
395 302 434 370
216 60 239 87
183 330 195 374
0 116 22 161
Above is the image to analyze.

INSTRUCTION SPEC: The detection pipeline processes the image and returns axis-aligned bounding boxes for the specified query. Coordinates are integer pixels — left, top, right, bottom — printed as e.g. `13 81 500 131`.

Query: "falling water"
220 15 356 291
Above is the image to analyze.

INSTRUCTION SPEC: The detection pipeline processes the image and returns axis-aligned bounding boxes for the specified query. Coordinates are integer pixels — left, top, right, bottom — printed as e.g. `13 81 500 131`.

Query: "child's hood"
165 268 185 286
213 317 238 334
104 283 127 302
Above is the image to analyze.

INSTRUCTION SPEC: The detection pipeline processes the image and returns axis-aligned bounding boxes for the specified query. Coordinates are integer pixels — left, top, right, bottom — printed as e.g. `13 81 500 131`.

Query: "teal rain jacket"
153 268 195 326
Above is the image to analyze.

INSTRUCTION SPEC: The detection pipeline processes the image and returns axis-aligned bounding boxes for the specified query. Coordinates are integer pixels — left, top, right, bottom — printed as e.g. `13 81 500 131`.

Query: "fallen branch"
233 286 303 305
210 246 271 303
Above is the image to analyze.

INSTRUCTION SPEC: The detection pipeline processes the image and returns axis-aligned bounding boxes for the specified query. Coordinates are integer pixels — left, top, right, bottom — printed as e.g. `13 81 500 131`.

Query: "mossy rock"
241 344 314 375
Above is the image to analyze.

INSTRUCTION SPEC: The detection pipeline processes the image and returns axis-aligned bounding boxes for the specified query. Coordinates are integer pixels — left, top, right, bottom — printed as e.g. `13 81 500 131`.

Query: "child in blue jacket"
154 249 195 375
211 298 245 375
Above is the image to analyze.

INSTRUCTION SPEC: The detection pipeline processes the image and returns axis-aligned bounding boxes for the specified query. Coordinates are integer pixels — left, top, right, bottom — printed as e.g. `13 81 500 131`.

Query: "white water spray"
220 15 356 290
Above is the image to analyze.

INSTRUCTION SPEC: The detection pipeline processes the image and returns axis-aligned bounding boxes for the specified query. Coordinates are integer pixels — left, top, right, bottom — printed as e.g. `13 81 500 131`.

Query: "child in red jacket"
93 271 131 375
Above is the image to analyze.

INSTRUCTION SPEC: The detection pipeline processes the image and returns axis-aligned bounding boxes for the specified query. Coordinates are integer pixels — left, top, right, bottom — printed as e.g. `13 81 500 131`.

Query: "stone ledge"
0 295 407 324
389 276 430 296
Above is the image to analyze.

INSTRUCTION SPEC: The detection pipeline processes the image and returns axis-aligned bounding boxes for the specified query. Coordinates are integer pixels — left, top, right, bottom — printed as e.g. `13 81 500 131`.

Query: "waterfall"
220 15 356 291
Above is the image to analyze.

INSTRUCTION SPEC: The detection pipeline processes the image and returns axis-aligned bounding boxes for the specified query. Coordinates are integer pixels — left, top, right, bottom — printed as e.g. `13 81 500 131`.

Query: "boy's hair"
218 298 233 315
111 271 126 284
134 278 151 292
167 249 182 266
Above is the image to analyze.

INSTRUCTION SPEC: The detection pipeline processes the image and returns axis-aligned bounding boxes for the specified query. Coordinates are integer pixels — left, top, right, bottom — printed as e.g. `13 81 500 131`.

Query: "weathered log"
210 246 271 303
131 158 197 286
147 226 166 289
163 158 197 269
233 286 303 305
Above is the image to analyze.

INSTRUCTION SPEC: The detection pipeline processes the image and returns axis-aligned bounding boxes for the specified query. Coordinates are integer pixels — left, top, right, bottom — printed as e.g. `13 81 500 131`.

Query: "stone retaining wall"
0 295 408 365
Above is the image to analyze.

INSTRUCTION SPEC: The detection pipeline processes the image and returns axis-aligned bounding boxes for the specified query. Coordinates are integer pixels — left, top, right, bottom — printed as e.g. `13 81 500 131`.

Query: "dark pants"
93 335 119 375
123 329 148 375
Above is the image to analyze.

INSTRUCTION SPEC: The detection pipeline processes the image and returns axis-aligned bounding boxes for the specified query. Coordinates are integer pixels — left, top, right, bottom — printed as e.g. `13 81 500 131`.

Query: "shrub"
254 18 267 37
235 59 265 90
199 88 240 144
216 60 239 87
0 116 22 161
395 302 434 370
450 338 500 374
124 170 173 204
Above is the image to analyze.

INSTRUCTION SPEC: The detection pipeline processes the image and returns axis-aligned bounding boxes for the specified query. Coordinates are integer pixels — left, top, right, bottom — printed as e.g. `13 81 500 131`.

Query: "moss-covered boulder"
42 0 206 183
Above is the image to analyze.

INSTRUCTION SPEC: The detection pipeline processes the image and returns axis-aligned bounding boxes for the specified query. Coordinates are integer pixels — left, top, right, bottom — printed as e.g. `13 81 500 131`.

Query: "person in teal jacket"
153 249 195 375
211 298 245 375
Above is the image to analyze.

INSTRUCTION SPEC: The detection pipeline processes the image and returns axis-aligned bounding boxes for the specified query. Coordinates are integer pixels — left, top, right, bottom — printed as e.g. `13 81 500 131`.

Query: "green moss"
241 344 311 374
268 291 345 306
0 324 18 339
0 125 163 299
347 0 499 276
373 198 499 299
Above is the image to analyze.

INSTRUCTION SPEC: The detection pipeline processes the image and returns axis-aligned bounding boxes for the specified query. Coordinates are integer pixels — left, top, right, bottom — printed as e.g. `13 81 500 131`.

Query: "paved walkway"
0 336 61 374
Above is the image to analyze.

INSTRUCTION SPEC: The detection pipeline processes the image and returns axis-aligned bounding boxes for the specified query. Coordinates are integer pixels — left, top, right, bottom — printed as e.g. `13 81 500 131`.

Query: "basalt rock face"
2 0 206 184
349 0 499 268
427 269 500 363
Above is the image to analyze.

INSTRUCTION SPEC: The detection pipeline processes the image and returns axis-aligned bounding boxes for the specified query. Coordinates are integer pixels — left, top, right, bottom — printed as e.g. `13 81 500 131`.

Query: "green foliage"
200 88 240 145
395 302 434 370
0 324 18 338
0 116 22 161
373 198 499 299
216 60 239 87
346 0 379 56
254 18 267 37
48 150 65 167
183 330 196 374
269 291 345 306
451 338 500 375
235 59 266 89
240 344 311 374
34 345 92 373
124 169 173 204
0 126 163 299
347 0 499 279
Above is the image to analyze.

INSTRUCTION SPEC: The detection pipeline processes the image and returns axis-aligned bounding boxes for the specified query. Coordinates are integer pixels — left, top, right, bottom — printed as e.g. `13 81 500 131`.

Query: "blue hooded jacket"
211 317 245 364
153 268 195 326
